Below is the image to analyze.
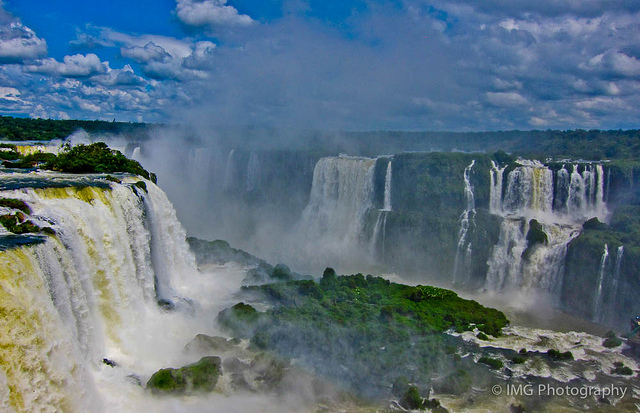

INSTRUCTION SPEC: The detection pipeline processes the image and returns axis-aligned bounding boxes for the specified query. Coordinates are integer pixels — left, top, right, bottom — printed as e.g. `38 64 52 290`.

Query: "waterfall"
131 146 141 161
383 160 393 212
298 156 377 263
554 166 570 212
0 173 198 412
485 219 529 291
223 149 236 190
370 210 388 261
595 165 606 220
246 151 260 192
593 244 609 323
605 246 624 324
502 162 553 216
489 161 506 214
453 160 476 284
486 159 608 299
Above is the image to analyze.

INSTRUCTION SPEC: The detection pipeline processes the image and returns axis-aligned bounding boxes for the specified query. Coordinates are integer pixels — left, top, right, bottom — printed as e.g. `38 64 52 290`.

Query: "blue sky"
0 0 639 131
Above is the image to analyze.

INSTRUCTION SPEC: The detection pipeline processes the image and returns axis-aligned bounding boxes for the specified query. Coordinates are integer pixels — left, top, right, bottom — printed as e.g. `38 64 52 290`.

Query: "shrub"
400 385 424 410
478 356 503 369
45 142 152 180
547 349 574 360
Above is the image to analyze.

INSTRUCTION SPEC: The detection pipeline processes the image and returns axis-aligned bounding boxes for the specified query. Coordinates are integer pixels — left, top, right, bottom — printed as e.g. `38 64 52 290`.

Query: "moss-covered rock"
146 356 221 394
133 180 147 193
217 302 262 338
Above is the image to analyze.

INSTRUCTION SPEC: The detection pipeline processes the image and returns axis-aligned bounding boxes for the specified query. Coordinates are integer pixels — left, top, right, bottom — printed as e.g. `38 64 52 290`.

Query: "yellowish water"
0 247 73 412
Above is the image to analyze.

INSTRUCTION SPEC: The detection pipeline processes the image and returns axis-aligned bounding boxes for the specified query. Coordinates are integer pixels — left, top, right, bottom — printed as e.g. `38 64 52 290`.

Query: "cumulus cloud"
4 0 640 129
175 0 254 28
25 53 108 77
121 42 172 63
0 5 47 63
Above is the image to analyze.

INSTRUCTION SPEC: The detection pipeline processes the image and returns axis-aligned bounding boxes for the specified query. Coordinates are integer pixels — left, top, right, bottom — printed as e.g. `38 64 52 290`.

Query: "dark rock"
184 334 235 354
157 299 175 311
223 357 250 373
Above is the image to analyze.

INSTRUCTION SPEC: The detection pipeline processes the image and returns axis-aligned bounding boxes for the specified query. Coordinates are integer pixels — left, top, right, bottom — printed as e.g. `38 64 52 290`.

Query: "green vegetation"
511 356 526 364
0 212 53 235
478 356 503 370
611 362 634 376
0 115 148 141
217 270 508 398
603 333 622 348
0 198 31 214
146 356 221 394
44 142 154 181
433 369 472 394
476 332 490 341
400 385 424 410
547 349 574 361
1 141 155 181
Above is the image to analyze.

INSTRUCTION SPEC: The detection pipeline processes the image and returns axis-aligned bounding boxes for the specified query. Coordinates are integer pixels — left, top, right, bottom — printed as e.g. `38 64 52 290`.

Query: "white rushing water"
486 161 607 300
382 160 392 212
453 160 476 284
296 156 377 268
0 172 249 413
593 244 609 323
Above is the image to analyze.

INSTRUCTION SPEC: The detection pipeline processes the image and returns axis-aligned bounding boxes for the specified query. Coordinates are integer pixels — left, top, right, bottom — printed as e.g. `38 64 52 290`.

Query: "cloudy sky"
0 0 639 131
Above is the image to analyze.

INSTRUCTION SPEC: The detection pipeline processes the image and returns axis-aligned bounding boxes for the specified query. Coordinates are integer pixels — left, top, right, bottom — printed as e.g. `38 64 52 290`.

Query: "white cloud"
0 6 47 63
486 92 528 106
0 86 21 101
175 0 254 28
121 42 172 63
25 53 108 77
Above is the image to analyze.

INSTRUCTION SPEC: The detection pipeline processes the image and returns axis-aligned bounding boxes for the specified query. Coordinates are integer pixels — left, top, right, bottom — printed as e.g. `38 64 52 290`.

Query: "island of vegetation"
216 268 509 402
0 142 155 182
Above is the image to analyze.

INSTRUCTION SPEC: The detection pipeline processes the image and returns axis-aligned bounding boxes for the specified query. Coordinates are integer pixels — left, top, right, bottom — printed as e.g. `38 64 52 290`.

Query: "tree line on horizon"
1 114 640 160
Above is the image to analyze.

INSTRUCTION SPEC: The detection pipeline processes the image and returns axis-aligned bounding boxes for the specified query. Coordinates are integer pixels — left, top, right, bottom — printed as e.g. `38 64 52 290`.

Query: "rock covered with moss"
146 356 221 394
215 269 508 399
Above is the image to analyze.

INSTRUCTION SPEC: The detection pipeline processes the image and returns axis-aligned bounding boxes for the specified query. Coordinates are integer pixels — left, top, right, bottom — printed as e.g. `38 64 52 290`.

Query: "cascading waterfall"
486 160 607 298
593 244 609 322
604 246 624 324
485 219 529 292
453 160 475 284
383 160 392 212
0 172 198 413
298 156 377 264
246 151 260 192
489 161 506 214
370 211 388 261
223 149 236 190
371 159 393 260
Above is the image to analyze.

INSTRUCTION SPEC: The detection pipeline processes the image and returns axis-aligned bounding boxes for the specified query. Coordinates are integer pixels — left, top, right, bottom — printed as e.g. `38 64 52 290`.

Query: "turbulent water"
485 160 608 301
0 171 249 413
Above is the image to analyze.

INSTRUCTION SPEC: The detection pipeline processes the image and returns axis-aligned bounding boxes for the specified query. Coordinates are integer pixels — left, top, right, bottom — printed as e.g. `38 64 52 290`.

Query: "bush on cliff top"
45 142 154 181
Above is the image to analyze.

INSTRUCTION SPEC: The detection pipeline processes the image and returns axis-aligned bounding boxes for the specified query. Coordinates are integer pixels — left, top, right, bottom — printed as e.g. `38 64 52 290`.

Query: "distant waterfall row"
490 160 607 222
485 160 611 300
0 174 196 412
